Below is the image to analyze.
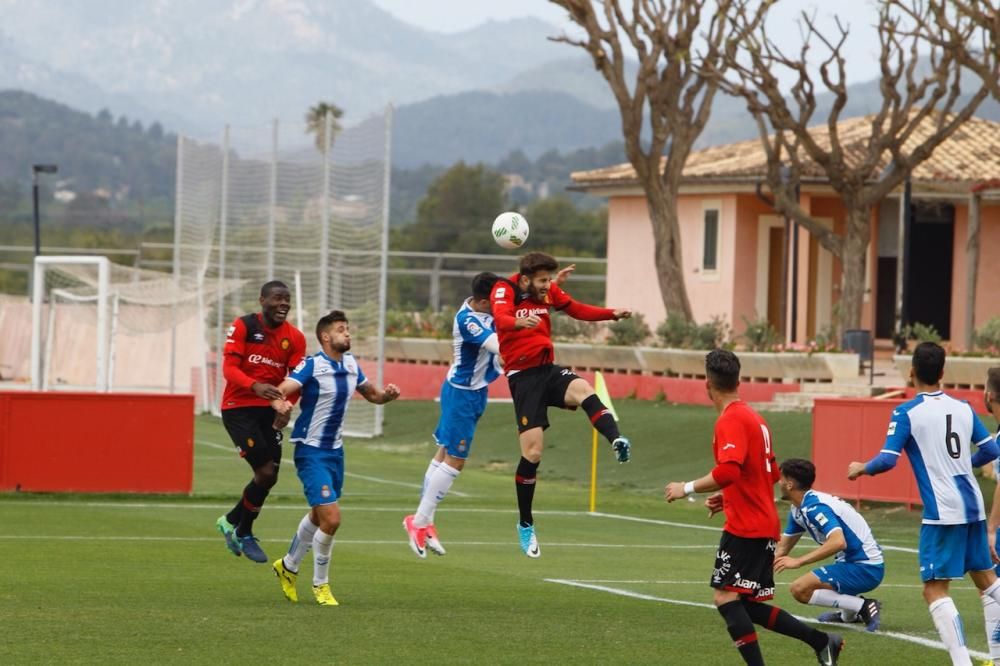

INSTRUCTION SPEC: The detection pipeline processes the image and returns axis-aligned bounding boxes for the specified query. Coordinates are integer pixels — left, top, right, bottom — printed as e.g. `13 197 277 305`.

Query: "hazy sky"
372 0 887 87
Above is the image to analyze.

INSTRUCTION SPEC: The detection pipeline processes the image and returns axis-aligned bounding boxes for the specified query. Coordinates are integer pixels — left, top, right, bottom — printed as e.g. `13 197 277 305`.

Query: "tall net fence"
176 109 392 433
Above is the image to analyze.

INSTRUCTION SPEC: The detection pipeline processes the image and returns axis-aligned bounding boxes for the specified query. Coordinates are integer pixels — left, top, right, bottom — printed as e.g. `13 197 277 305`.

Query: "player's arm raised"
357 380 401 405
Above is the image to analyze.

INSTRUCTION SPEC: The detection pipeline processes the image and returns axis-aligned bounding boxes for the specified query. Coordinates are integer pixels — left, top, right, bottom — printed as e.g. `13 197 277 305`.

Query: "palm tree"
305 102 344 153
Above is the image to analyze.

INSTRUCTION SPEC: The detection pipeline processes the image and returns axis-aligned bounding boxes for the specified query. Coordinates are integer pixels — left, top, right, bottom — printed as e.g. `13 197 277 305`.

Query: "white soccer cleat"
402 514 427 559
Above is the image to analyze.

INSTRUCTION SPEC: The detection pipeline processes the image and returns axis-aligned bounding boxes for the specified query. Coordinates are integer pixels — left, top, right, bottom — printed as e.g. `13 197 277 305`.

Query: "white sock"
283 512 318 572
983 595 1000 663
312 528 335 587
422 458 442 497
984 579 1000 605
929 597 971 665
808 589 865 615
414 462 460 528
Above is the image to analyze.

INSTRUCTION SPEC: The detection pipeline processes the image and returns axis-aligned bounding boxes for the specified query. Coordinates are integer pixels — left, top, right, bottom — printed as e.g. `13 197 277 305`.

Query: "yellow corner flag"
593 371 618 421
590 371 618 513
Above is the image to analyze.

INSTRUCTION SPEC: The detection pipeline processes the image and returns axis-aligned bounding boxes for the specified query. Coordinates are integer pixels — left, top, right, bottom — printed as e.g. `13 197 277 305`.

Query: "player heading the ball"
490 251 632 558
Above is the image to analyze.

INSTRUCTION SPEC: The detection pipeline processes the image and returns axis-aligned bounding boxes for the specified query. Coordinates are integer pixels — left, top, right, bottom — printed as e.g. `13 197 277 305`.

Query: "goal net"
174 108 392 434
30 255 242 406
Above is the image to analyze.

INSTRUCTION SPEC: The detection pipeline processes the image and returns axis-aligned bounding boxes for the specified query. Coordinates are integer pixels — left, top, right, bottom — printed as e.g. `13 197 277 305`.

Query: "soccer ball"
492 212 529 249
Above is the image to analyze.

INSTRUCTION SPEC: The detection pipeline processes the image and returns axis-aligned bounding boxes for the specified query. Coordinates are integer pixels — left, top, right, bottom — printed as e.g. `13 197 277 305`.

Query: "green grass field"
0 400 994 664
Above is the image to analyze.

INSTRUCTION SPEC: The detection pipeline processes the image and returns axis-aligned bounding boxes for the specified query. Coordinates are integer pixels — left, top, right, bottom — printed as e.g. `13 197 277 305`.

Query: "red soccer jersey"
714 401 781 539
490 274 615 373
220 313 306 410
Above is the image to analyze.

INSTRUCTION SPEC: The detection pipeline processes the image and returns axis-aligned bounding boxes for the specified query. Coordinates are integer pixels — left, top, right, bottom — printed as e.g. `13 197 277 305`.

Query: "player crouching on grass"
490 251 632 558
775 458 884 632
267 310 400 606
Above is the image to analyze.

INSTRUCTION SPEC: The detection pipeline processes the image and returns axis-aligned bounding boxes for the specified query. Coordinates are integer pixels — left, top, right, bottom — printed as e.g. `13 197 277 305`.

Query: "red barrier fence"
377 361 800 405
0 391 194 494
811 398 921 507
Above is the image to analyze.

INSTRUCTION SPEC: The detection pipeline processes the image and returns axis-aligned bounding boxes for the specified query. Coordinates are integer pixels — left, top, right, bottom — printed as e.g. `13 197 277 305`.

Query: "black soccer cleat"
815 633 844 666
859 597 882 632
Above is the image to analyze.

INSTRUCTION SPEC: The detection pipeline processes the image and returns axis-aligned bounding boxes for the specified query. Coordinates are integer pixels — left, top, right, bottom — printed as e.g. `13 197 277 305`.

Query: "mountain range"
0 0 996 169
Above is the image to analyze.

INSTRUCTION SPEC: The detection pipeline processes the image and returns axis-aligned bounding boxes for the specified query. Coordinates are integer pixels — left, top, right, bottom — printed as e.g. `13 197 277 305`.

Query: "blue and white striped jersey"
878 391 994 525
785 490 884 565
445 299 501 391
287 352 367 450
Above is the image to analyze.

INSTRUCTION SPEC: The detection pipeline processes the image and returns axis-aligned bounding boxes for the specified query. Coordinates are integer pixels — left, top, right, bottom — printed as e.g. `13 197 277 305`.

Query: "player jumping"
491 251 631 558
216 280 306 563
269 310 400 606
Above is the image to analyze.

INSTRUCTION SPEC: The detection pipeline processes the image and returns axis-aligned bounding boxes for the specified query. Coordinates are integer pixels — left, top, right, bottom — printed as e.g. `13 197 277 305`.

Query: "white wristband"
683 481 696 496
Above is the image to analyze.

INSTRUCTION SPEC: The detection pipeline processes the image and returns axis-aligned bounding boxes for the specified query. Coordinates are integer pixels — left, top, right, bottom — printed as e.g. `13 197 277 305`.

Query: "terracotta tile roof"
571 113 1000 192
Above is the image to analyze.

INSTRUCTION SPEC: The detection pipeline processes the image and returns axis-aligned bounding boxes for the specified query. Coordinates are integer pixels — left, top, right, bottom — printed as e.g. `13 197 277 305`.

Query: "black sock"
225 499 244 527
717 600 764 665
235 481 270 537
744 600 828 652
515 457 539 526
581 395 620 444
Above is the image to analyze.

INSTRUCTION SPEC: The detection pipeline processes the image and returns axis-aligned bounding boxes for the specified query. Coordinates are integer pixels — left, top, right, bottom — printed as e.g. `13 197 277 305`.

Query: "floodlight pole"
32 164 58 257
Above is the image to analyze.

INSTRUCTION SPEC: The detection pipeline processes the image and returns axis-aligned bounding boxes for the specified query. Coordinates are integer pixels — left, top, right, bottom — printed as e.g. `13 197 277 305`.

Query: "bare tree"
890 0 999 100
713 2 991 333
549 0 767 321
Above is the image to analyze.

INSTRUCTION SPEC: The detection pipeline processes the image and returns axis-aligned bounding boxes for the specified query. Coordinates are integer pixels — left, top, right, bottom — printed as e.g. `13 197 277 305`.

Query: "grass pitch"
0 400 994 663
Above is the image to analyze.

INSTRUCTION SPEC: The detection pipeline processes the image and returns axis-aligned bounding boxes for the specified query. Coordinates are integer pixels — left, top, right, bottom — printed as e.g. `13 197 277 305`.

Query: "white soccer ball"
492 212 529 250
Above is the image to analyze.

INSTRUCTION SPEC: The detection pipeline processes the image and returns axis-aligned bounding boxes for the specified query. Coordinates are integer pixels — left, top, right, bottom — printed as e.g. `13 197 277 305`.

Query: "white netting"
177 109 392 433
31 257 242 397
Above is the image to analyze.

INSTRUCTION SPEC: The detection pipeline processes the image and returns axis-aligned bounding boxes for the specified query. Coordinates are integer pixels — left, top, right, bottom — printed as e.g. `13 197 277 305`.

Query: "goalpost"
29 254 242 404
31 256 110 391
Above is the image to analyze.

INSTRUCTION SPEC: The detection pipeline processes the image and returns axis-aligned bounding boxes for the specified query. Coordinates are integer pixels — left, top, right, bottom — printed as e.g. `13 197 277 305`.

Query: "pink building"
572 114 1000 348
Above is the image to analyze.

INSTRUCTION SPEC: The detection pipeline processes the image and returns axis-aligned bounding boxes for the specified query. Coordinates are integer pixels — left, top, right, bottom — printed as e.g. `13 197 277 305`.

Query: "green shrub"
655 313 690 348
608 312 651 346
551 311 598 342
903 321 942 344
973 317 1000 354
741 315 781 352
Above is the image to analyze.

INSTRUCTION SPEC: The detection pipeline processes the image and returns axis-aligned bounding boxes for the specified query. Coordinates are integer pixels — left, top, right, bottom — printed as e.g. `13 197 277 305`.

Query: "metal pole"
374 104 394 436
169 134 185 393
318 111 333 313
214 125 231 410
42 293 56 391
30 258 44 389
107 292 120 392
32 171 41 257
267 118 278 281
95 257 110 391
294 269 304 336
197 273 211 413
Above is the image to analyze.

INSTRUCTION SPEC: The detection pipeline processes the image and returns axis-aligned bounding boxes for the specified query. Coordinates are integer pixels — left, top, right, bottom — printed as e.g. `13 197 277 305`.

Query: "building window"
703 209 719 271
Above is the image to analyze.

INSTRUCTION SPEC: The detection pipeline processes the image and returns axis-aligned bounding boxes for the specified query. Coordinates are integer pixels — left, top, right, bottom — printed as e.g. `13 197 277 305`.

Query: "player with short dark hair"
666 349 843 666
491 251 632 557
216 280 307 563
849 343 1000 664
402 272 503 558
269 310 400 605
775 458 884 632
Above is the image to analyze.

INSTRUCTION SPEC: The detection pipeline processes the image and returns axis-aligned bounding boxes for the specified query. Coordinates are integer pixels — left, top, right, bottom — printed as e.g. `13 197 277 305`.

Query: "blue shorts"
294 444 344 507
432 382 487 459
812 562 884 596
919 520 993 582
